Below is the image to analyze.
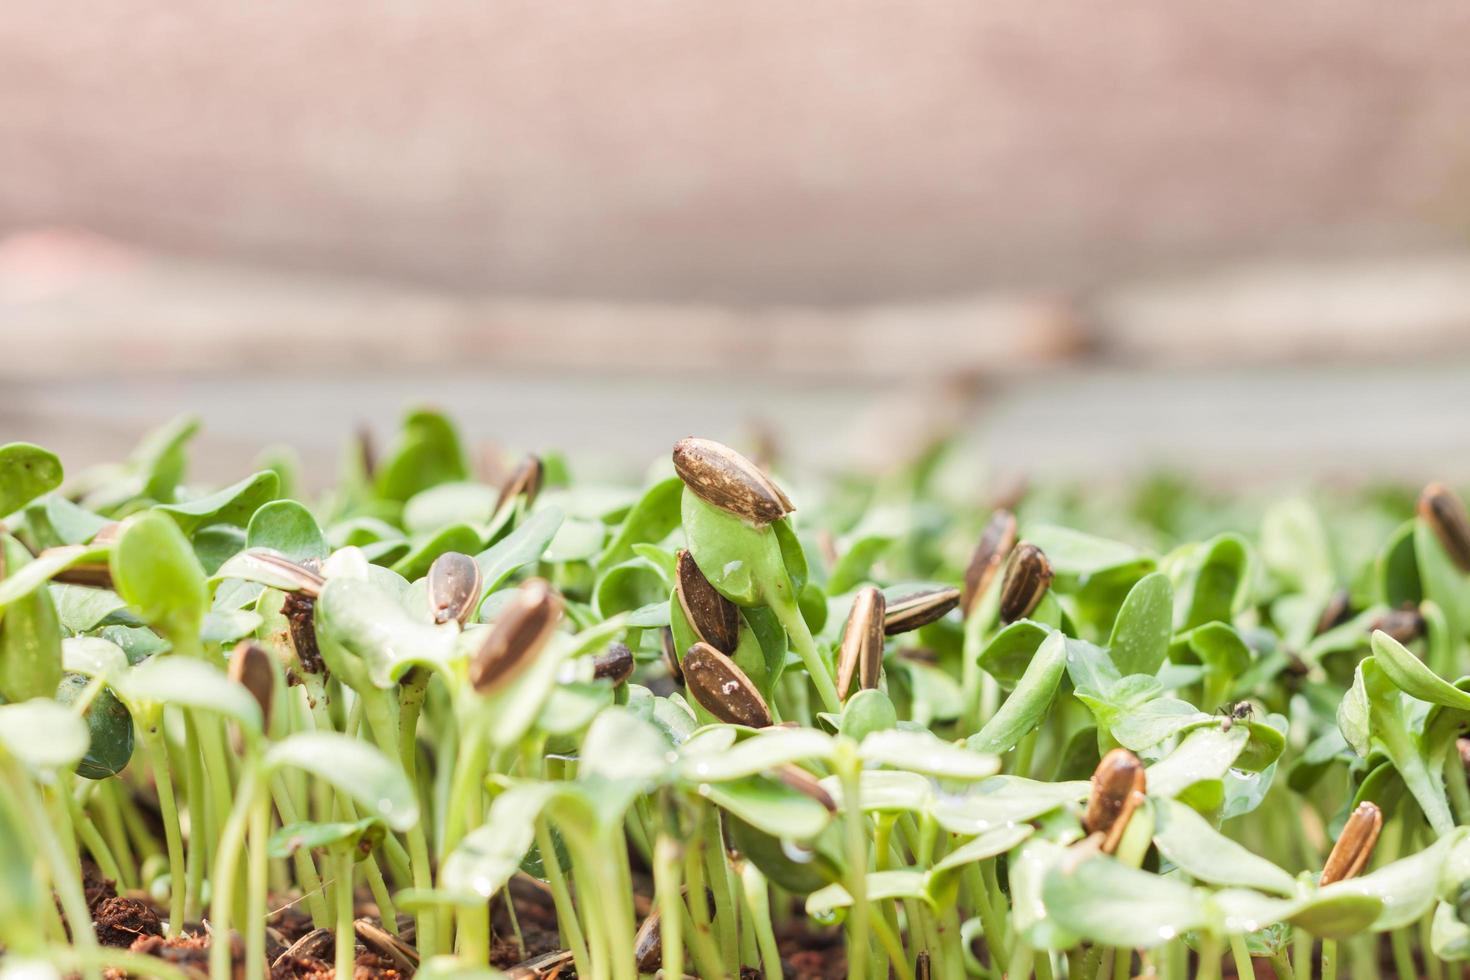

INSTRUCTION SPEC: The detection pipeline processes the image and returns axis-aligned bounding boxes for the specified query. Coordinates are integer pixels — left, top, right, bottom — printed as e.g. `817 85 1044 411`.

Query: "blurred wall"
4 2 1470 304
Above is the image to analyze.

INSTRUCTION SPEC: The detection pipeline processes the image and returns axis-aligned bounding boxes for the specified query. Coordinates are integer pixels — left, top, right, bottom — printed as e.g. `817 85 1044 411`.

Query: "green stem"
702 807 741 970
269 774 330 927
140 724 187 935
838 742 870 980
67 786 123 886
360 685 437 957
1320 938 1338 980
540 820 591 979
1229 933 1256 980
652 836 685 980
740 859 785 980
89 781 138 889
208 766 259 980
1390 926 1417 980
1006 938 1036 980
683 827 727 980
871 911 917 980
6 763 101 980
245 786 271 980
180 717 208 922
1269 949 1296 980
769 588 842 714
335 849 356 980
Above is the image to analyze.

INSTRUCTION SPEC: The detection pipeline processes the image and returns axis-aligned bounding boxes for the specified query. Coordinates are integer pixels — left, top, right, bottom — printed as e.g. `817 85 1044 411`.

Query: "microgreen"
2 416 1470 979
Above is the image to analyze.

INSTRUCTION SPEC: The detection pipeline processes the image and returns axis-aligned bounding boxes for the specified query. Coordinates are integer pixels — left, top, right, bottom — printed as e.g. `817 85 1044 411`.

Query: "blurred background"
5 2 1470 490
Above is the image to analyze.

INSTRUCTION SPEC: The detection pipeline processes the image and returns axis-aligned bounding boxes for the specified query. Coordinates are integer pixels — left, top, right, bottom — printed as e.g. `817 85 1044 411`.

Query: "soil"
73 858 854 978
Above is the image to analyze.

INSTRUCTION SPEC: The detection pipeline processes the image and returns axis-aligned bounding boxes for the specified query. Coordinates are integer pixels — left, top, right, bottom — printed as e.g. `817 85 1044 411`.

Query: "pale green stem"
1320 938 1338 980
335 849 356 980
180 717 208 922
1006 939 1035 980
6 763 101 980
683 828 727 980
740 860 784 980
245 787 271 980
769 588 842 714
67 787 123 886
89 781 138 889
359 685 437 956
702 807 741 969
269 774 330 927
208 766 259 980
838 742 869 980
140 724 187 935
1230 933 1256 980
540 821 592 978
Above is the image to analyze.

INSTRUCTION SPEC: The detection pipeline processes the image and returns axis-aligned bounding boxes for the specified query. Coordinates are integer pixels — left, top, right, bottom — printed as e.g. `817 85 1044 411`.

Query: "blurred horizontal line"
5 230 1470 379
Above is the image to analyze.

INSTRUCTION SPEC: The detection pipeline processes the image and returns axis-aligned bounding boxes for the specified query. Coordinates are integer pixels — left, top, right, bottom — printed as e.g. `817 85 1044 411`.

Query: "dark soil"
75 858 852 978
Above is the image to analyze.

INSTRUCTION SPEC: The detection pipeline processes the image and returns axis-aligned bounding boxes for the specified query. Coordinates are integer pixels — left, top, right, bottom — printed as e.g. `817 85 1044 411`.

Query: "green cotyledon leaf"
968 631 1068 755
1108 571 1174 676
0 443 64 517
110 511 209 650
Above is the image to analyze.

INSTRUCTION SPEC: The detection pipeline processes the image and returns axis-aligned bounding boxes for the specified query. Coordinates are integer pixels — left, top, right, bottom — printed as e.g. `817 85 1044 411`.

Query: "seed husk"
505 949 576 980
659 626 683 685
469 578 562 695
273 927 333 971
356 424 377 479
961 509 1018 619
236 549 326 597
426 551 483 626
681 641 772 728
671 437 794 525
1314 587 1353 636
593 642 635 686
51 562 113 589
1421 482 1470 573
1084 748 1147 855
1319 800 1383 885
91 522 123 545
999 542 1053 625
353 918 418 971
776 764 837 812
495 454 545 514
227 640 275 727
1369 605 1424 645
633 907 663 973
675 549 741 654
882 587 960 636
836 586 886 700
282 590 325 676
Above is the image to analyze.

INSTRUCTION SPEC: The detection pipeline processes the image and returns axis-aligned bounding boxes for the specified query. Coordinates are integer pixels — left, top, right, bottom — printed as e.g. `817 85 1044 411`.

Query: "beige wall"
5 2 1470 304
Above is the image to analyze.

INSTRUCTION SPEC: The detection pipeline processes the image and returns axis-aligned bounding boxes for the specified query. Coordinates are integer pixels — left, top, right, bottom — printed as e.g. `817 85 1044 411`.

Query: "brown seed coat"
495 454 545 514
1084 748 1147 855
999 542 1053 624
675 549 741 654
961 510 1018 619
593 642 635 686
681 641 772 728
1319 801 1383 885
883 587 960 636
469 578 562 695
227 640 276 726
836 586 886 699
1420 482 1470 573
672 437 794 525
427 551 483 626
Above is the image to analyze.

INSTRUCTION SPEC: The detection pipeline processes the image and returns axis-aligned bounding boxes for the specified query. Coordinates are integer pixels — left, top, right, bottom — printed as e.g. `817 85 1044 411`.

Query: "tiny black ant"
1217 701 1254 732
